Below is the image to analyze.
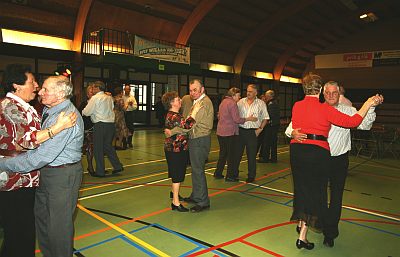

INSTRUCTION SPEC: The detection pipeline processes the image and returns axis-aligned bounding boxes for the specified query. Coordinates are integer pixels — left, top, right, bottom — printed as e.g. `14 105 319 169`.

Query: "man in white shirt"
122 85 137 148
339 86 352 107
235 84 269 183
82 81 123 177
286 81 377 247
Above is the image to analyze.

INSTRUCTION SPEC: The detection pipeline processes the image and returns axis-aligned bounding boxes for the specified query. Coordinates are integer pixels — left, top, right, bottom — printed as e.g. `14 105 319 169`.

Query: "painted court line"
74 168 290 244
77 204 170 257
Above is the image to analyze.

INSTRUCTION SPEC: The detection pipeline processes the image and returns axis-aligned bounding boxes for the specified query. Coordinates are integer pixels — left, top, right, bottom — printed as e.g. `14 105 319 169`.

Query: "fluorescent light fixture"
359 12 378 22
255 71 273 80
208 63 233 73
1 29 72 51
280 75 302 84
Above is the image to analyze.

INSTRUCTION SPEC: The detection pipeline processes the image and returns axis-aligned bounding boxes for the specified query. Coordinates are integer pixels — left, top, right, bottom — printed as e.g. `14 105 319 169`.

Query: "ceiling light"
359 12 378 23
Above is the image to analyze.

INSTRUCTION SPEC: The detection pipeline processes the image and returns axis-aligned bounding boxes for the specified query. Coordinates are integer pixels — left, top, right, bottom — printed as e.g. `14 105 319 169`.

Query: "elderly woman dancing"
290 73 383 250
162 91 200 212
0 64 76 257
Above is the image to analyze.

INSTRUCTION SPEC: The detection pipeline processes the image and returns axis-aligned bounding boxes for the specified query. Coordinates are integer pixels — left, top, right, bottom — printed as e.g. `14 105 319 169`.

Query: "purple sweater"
216 96 246 136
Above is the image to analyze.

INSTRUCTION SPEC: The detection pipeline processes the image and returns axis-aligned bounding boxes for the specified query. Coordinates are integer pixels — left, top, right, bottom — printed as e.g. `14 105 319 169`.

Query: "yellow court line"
77 204 170 257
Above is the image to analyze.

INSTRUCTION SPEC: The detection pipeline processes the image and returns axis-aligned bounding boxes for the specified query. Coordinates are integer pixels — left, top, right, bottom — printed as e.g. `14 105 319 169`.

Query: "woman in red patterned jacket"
162 91 200 212
0 64 76 257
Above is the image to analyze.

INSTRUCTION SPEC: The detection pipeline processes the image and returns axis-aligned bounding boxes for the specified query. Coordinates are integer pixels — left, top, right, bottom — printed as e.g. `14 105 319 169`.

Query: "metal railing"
82 28 200 63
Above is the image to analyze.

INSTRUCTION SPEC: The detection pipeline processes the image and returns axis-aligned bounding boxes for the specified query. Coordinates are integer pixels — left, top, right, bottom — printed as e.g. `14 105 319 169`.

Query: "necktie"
41 112 49 126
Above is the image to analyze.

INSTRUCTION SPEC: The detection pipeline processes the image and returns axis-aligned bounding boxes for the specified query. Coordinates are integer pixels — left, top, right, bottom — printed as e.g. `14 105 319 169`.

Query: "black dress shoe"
169 192 184 201
225 177 239 182
190 205 210 213
183 197 197 204
296 226 301 234
246 177 255 183
171 203 189 212
296 239 314 250
213 173 224 179
257 158 270 163
91 173 105 178
323 237 334 247
112 167 124 174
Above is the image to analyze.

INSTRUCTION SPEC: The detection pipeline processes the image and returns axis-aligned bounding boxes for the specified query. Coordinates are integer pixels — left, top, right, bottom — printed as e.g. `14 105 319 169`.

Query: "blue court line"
342 220 400 237
119 236 158 256
241 173 292 193
73 224 154 253
74 222 229 257
240 175 400 237
283 199 294 206
152 223 229 257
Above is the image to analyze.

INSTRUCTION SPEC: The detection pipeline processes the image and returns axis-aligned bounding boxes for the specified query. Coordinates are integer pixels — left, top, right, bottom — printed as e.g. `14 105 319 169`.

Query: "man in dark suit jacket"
259 90 280 163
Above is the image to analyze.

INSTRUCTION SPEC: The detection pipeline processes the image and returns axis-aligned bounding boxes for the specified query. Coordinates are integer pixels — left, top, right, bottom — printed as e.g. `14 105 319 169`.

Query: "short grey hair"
92 80 106 91
324 81 340 92
265 89 275 98
247 84 258 92
189 79 204 88
47 75 73 99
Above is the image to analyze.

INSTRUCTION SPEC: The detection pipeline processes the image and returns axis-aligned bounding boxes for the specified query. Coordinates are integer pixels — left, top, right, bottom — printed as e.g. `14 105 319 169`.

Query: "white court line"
80 146 399 222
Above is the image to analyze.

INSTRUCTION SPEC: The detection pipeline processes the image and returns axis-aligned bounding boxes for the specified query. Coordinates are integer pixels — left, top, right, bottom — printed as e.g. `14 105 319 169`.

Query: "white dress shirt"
237 97 269 129
82 91 115 123
122 94 138 111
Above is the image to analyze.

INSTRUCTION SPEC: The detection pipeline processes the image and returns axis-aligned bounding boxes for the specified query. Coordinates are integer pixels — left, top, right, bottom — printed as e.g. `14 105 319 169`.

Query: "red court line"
209 168 290 198
74 207 171 240
351 170 400 181
73 168 290 242
186 221 294 257
240 239 285 257
186 217 400 256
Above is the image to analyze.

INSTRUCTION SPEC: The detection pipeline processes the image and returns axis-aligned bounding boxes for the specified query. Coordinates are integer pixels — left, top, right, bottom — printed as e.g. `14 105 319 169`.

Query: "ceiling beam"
72 0 94 52
273 0 387 79
0 2 74 37
232 0 316 75
176 0 219 45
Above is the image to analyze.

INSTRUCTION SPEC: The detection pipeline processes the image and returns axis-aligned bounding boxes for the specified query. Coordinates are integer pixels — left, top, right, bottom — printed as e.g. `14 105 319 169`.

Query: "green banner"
134 35 190 65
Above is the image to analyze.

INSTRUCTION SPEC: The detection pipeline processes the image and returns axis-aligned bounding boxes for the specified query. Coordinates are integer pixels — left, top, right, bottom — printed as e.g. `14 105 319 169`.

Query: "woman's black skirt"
165 150 189 183
290 143 330 231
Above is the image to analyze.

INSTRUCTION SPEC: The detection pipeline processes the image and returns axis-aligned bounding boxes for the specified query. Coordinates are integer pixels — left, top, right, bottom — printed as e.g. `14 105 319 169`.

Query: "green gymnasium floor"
2 129 400 256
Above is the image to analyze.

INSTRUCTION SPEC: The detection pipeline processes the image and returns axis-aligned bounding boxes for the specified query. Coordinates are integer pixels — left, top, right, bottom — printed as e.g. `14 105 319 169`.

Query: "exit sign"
158 64 165 70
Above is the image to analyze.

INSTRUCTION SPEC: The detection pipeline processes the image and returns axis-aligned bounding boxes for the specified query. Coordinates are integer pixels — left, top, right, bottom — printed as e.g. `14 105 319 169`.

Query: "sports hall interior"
0 0 399 256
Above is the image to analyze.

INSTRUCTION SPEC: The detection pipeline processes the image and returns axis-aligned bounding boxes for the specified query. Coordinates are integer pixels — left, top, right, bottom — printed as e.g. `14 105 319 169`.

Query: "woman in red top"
0 64 76 257
162 91 199 212
290 73 383 250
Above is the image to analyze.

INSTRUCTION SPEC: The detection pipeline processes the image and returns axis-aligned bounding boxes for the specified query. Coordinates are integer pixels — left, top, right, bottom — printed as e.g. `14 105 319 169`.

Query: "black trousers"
215 135 238 178
93 122 122 175
0 188 36 257
125 111 135 146
290 143 329 230
263 125 279 161
236 128 258 179
323 152 349 239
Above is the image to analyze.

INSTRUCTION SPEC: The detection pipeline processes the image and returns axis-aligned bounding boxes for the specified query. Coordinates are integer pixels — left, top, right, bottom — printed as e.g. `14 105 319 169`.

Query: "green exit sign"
158 64 165 70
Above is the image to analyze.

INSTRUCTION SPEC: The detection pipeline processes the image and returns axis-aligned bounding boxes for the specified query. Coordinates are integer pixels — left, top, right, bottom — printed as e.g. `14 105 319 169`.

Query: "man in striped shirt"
235 84 270 183
286 81 377 248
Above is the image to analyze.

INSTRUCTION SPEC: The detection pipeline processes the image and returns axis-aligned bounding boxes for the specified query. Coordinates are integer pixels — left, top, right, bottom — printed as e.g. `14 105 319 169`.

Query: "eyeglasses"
324 91 339 97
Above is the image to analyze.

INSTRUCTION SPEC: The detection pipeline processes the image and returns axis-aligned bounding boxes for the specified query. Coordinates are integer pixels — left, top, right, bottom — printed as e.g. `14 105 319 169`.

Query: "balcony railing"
82 28 200 64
